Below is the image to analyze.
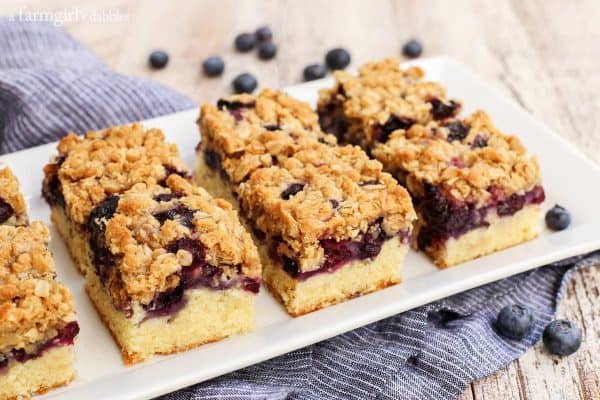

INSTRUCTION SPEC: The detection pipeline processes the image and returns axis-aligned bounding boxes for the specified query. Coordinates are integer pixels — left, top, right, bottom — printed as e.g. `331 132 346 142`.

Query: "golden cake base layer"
50 205 92 276
51 203 255 365
195 155 406 316
0 346 76 400
86 271 255 364
422 205 541 268
260 238 406 316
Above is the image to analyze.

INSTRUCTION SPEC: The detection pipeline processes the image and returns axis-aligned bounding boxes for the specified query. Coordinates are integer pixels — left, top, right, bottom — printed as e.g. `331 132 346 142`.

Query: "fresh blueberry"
232 73 258 94
255 26 273 42
202 56 225 77
258 42 277 60
495 304 535 340
402 39 423 58
543 320 581 356
545 205 571 231
303 63 327 81
234 33 256 52
149 50 169 69
325 48 351 70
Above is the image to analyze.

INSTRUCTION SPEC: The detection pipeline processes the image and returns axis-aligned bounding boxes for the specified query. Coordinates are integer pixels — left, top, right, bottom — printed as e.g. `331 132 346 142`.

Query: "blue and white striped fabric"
1 20 597 400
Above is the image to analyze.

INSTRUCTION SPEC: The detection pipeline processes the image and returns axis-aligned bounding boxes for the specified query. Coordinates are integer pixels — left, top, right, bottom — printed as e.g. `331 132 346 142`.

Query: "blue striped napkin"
0 19 596 400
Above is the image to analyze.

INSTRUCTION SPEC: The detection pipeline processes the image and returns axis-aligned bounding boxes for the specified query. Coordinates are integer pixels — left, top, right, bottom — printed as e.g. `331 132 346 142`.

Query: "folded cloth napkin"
1 20 597 400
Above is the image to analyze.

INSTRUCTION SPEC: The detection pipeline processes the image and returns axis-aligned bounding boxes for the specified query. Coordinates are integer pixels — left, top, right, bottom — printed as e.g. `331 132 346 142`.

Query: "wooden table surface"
2 0 599 399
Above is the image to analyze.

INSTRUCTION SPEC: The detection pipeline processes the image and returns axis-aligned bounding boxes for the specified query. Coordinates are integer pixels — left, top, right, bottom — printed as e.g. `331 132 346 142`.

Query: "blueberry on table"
543 320 581 356
303 63 327 81
495 304 534 340
545 205 571 231
234 33 256 52
202 56 225 77
325 48 351 70
232 73 258 94
255 26 273 42
149 50 169 69
402 39 423 58
258 42 277 60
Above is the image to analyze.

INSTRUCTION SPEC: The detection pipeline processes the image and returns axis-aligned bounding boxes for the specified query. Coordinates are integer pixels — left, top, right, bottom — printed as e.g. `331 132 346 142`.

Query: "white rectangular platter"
2 57 599 400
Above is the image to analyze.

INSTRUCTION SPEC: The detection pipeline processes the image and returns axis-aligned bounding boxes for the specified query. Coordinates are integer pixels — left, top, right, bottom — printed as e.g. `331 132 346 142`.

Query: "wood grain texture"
1 0 598 398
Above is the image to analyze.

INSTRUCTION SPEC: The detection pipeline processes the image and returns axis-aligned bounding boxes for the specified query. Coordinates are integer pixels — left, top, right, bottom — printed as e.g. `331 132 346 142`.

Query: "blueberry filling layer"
87 195 120 283
143 238 260 319
416 184 545 250
430 98 460 120
0 321 79 374
372 115 415 143
280 183 305 200
0 198 14 224
153 204 195 229
317 101 349 143
217 99 256 121
445 121 469 142
41 157 66 208
270 220 409 281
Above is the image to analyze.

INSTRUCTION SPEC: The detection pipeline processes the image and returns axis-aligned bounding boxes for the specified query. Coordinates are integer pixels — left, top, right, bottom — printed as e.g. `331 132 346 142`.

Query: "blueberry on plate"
303 63 327 81
234 33 256 52
232 73 258 94
495 304 535 340
543 320 581 356
545 205 571 231
325 48 351 70
255 26 273 42
402 39 423 58
202 56 225 77
149 50 169 69
258 42 277 60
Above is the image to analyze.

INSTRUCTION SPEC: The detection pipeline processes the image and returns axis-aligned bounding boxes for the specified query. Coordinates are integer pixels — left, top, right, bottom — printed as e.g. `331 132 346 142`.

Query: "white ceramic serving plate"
2 57 599 400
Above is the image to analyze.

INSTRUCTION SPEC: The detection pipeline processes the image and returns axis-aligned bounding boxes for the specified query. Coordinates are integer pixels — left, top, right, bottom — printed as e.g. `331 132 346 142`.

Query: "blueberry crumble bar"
319 61 544 267
0 168 28 227
42 124 260 364
370 111 544 267
0 221 79 399
197 89 416 316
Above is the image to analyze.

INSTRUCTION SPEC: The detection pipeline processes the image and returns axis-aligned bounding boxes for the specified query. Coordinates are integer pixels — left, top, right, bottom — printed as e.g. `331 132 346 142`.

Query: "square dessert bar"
0 221 79 399
318 58 544 267
197 89 416 316
0 168 28 226
42 124 261 364
371 111 545 267
83 175 260 363
317 58 461 149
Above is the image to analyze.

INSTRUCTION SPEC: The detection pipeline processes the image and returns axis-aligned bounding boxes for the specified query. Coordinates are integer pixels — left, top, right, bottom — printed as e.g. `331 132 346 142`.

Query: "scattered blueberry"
495 304 535 340
149 50 169 69
255 26 273 42
402 39 423 58
202 56 225 77
234 33 256 52
545 205 571 231
232 73 258 94
543 320 581 356
258 42 277 60
303 63 327 81
325 48 351 70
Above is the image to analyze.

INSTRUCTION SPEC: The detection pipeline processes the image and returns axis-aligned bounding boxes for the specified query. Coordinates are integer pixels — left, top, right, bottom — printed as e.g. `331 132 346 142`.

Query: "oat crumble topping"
0 222 76 353
44 123 189 224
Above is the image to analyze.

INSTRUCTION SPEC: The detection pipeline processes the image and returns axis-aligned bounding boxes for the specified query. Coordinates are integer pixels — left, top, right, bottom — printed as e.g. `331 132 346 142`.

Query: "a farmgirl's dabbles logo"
8 6 129 27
